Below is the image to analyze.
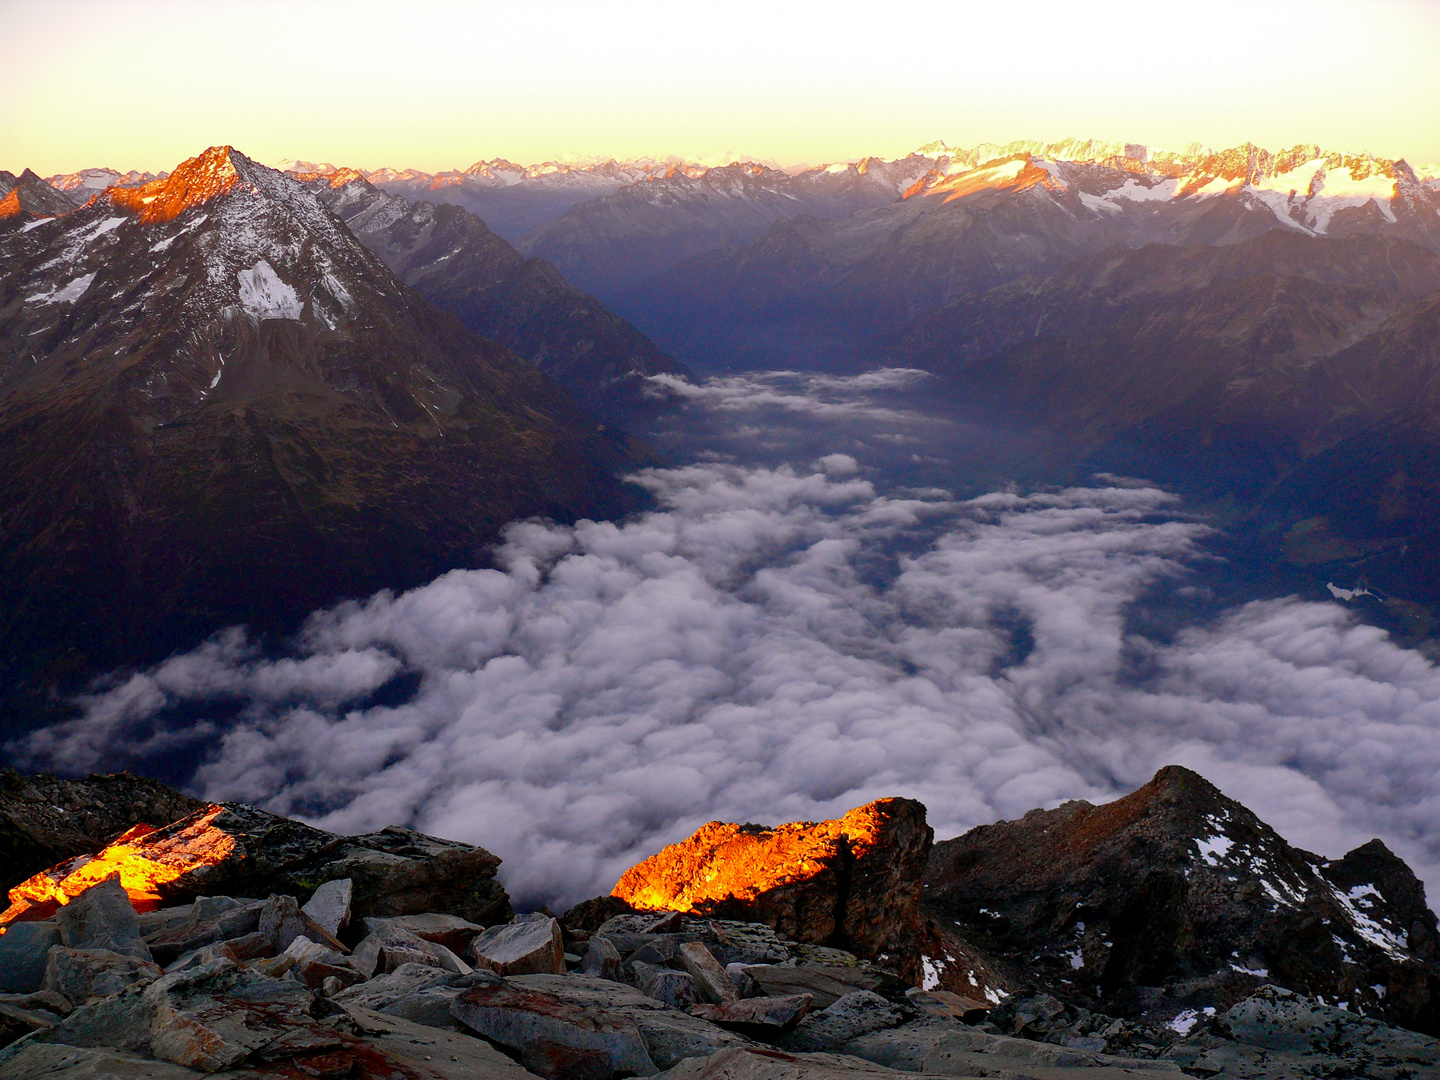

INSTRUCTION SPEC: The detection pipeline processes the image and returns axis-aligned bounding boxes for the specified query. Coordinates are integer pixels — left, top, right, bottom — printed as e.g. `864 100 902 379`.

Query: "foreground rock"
450 978 659 1078
2 801 512 929
924 765 1440 1034
612 799 932 978
469 912 566 975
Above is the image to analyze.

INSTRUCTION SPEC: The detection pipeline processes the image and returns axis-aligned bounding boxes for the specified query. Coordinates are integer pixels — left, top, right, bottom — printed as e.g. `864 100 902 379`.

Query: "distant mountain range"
12 134 1440 662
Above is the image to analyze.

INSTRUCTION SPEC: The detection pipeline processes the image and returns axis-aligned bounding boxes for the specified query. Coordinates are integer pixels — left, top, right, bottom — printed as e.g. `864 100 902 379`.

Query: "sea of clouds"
15 371 1440 908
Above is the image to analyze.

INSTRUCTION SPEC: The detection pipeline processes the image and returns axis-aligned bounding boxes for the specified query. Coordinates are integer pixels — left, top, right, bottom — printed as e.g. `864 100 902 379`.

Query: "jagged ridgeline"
3 765 1440 1078
0 147 646 689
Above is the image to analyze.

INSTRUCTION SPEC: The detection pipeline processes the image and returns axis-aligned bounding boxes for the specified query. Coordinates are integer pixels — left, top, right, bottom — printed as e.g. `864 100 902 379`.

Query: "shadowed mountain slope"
0 146 644 691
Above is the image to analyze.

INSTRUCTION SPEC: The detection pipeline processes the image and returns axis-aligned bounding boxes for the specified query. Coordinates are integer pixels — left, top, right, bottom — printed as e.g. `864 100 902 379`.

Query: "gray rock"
709 921 796 966
679 941 739 1003
0 990 70 1017
691 994 813 1032
353 918 471 977
41 948 162 1002
143 898 265 965
468 912 565 976
781 991 908 1053
0 921 60 993
742 965 871 1010
451 977 658 1078
0 1042 212 1079
257 893 348 955
631 936 682 967
281 935 365 990
636 964 701 1009
580 934 624 982
340 1003 547 1078
477 974 754 1071
1223 984 1440 1064
12 986 156 1056
838 1018 963 1073
0 1000 62 1050
654 1045 946 1077
300 877 352 938
134 907 193 942
142 957 315 1071
56 877 151 963
383 911 487 953
334 963 497 1029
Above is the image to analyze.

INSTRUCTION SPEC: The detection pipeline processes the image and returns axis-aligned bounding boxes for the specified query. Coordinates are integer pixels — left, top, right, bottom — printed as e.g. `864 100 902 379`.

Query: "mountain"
44 167 160 195
617 143 1440 369
301 170 691 424
925 765 1440 1034
0 146 643 691
360 157 681 242
0 170 81 220
519 158 933 303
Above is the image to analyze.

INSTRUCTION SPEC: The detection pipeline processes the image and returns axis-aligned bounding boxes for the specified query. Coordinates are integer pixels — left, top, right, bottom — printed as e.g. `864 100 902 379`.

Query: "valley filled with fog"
17 368 1440 910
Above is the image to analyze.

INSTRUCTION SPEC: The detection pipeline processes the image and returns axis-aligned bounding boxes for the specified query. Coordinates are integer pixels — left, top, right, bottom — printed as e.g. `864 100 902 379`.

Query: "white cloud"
19 454 1440 913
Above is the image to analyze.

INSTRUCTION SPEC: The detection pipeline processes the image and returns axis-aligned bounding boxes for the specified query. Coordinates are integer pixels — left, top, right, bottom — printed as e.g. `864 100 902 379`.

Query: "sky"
5 0 1440 175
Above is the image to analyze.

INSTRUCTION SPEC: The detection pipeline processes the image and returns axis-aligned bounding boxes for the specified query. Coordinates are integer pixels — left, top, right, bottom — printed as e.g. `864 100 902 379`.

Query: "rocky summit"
3 768 1440 1078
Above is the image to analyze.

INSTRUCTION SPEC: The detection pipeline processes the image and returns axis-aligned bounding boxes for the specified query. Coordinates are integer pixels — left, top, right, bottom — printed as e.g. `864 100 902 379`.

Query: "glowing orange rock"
612 798 931 964
1 804 236 926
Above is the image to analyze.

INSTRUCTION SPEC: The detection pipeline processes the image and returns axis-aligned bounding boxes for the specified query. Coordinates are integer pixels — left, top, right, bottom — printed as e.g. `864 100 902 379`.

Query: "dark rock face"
2 800 512 931
924 765 1440 1033
611 799 932 978
0 769 204 891
307 173 692 426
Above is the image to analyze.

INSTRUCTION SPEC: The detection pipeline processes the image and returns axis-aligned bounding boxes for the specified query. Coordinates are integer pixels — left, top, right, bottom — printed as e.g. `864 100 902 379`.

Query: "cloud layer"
19 456 1440 910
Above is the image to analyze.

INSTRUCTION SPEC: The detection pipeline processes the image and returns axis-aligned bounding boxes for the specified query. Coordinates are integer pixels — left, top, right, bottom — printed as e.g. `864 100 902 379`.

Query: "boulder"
282 935 365 991
580 935 624 982
904 989 991 1023
565 895 640 933
450 978 659 1078
4 802 511 932
0 999 63 1050
613 800 931 977
383 911 487 954
143 897 265 965
353 917 471 977
469 912 566 976
142 957 317 1071
690 994 813 1032
779 991 908 1053
0 1042 212 1080
654 1045 938 1078
55 877 151 963
0 921 60 993
340 1003 549 1078
0 768 204 894
13 983 158 1056
300 877 351 938
258 894 348 955
334 963 499 1029
679 941 739 1003
742 965 876 1010
634 963 702 1009
41 947 162 1002
507 973 753 1068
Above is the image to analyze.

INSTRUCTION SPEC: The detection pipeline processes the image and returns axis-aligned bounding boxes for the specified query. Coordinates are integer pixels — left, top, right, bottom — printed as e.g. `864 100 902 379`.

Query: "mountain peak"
106 145 271 224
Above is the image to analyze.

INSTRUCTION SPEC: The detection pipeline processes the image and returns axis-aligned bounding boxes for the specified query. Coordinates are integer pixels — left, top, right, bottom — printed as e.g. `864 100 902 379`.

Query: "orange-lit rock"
612 798 931 968
106 145 245 224
1 805 236 924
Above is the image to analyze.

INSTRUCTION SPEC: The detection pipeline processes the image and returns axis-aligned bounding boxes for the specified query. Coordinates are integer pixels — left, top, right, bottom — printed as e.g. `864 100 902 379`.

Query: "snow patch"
1230 963 1269 977
921 955 941 991
1195 835 1233 866
237 260 302 321
1327 582 1372 602
27 272 96 305
1334 883 1409 959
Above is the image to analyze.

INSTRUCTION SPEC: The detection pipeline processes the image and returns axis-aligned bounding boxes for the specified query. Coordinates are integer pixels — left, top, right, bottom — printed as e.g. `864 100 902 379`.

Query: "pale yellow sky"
5 0 1439 175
